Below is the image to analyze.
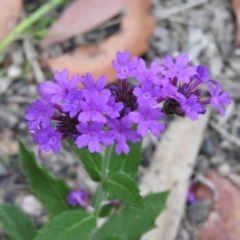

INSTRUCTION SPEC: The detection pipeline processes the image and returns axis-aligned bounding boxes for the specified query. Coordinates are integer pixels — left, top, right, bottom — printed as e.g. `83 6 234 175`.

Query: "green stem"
93 145 113 215
0 0 64 54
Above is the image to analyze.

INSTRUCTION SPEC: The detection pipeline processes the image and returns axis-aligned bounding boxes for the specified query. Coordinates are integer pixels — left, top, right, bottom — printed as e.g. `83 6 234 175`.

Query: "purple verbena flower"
187 181 198 204
38 69 81 103
162 54 196 84
106 96 124 118
134 58 164 84
66 189 89 208
133 81 159 107
129 106 165 137
157 77 178 100
112 51 139 80
107 116 140 154
31 126 62 153
78 96 108 123
62 88 83 118
208 83 231 116
179 95 205 121
81 73 110 102
25 99 54 129
75 122 113 153
196 65 209 82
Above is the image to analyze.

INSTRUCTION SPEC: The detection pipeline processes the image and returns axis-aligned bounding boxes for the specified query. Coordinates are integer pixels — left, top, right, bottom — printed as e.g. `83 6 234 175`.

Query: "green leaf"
103 172 144 209
68 139 102 182
35 210 96 240
92 191 169 240
105 235 128 240
108 142 142 178
19 141 71 217
0 204 37 240
99 204 114 218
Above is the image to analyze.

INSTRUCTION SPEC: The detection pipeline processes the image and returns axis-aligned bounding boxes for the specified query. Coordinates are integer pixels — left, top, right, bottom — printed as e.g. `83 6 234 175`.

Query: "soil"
0 0 240 239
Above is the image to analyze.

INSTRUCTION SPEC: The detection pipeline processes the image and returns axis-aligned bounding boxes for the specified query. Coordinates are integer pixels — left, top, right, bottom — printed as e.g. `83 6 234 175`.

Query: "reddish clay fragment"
195 171 240 240
42 0 154 84
233 0 240 47
0 0 23 40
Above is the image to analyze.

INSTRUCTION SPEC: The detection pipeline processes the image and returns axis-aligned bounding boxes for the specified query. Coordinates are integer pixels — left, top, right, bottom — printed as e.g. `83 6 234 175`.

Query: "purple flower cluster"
25 51 231 155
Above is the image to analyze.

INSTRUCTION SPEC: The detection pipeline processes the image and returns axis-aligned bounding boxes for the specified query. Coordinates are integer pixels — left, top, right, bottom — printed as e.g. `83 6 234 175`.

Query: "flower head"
25 51 231 155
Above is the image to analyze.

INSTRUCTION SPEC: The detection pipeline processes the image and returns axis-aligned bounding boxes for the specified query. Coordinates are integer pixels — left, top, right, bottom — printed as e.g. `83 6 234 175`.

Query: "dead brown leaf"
196 171 240 240
42 0 154 85
0 0 23 40
233 0 240 47
41 0 124 47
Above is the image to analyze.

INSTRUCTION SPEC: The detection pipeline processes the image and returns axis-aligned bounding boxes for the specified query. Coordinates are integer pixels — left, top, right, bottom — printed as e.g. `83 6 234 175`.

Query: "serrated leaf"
19 141 71 217
108 142 142 178
68 139 102 182
0 204 37 240
103 172 144 209
35 210 96 240
92 191 169 240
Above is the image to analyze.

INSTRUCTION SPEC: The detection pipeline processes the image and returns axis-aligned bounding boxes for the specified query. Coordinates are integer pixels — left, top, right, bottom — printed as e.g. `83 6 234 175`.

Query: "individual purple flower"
106 96 124 118
179 95 205 121
129 106 165 137
134 58 164 84
162 54 196 84
107 116 140 154
25 99 54 129
67 189 89 208
196 65 209 82
112 51 139 79
81 73 111 101
75 122 113 153
187 181 198 204
31 126 62 153
157 77 179 101
133 81 159 107
38 69 81 103
208 83 231 116
78 96 108 123
62 88 83 118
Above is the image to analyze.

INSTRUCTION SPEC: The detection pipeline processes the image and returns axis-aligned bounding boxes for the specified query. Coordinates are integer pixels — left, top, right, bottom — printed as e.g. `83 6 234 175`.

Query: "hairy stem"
93 145 113 215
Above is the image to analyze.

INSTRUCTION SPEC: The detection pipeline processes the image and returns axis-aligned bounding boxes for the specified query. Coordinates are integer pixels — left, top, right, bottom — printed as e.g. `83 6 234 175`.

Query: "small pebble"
4 192 15 204
218 163 231 177
210 155 225 166
200 139 215 157
220 140 235 151
21 195 42 216
0 163 8 177
7 65 23 78
11 48 24 66
187 200 211 225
